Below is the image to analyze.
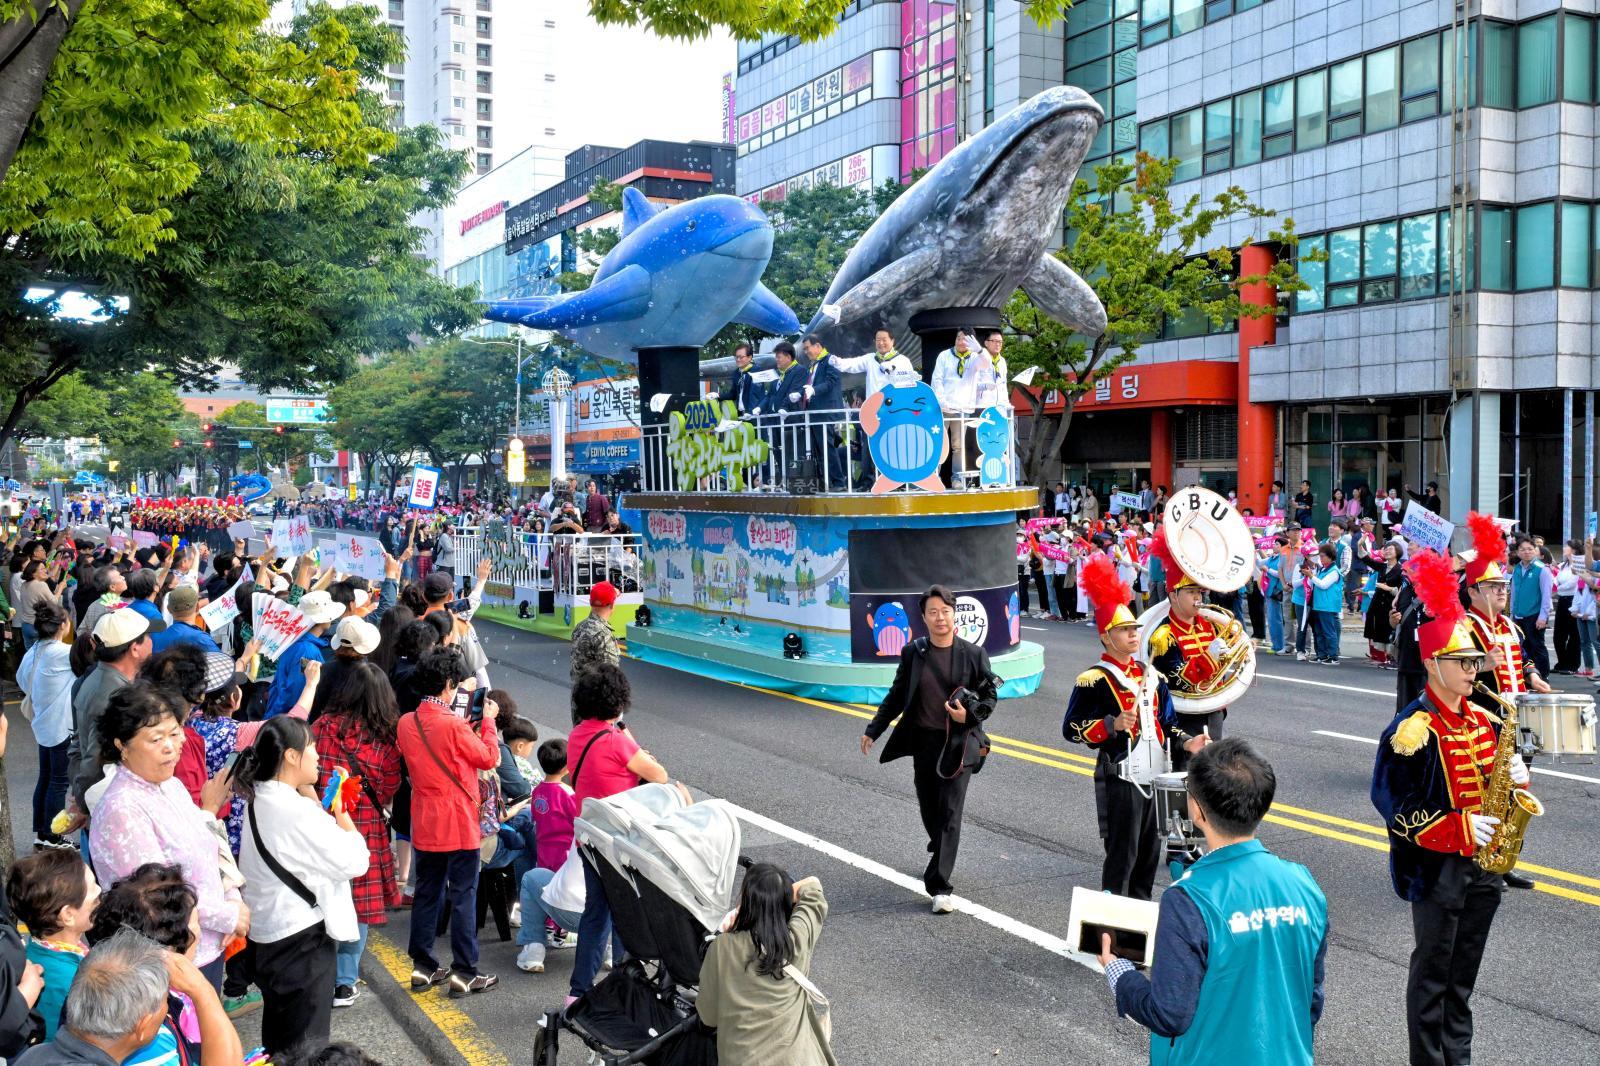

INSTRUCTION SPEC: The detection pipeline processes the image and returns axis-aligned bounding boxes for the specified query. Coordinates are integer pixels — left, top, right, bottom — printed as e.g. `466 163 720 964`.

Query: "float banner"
847 523 1017 662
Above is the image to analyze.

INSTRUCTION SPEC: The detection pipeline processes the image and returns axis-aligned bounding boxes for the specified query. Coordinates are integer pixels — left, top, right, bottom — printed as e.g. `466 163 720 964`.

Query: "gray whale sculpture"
804 85 1107 361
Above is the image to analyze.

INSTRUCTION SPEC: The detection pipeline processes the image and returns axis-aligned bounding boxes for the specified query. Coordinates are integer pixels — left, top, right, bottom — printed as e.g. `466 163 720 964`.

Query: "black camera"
949 687 980 714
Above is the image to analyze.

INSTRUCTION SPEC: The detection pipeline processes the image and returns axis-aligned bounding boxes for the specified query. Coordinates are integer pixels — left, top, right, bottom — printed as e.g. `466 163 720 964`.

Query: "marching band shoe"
1503 871 1536 890
931 894 955 914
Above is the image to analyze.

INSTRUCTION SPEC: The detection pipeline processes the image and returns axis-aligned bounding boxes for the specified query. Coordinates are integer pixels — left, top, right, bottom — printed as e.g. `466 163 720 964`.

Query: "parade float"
482 86 1105 702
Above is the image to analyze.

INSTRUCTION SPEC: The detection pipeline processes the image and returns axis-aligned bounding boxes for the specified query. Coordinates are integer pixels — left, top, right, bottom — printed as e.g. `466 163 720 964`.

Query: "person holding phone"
860 585 998 914
1097 740 1327 1065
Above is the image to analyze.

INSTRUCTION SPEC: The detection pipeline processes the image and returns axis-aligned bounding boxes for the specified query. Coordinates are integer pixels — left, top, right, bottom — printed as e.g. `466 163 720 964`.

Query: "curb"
359 939 473 1066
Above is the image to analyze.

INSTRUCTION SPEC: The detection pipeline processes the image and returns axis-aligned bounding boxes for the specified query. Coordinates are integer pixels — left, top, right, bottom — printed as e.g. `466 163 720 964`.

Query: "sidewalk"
0 699 454 1066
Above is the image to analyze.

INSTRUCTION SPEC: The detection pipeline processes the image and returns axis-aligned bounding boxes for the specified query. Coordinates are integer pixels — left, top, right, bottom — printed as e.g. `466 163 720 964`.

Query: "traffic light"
274 425 286 435
201 422 213 433
203 439 214 450
172 439 182 449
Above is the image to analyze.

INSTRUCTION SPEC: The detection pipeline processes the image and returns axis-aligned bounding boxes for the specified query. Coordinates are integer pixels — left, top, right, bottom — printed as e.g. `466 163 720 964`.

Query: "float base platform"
624 623 1044 705
477 603 636 642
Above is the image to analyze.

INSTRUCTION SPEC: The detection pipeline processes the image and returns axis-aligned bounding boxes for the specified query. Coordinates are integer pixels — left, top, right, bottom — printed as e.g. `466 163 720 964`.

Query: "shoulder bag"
922 642 992 780
247 802 315 909
414 711 502 862
570 726 642 793
783 964 832 1044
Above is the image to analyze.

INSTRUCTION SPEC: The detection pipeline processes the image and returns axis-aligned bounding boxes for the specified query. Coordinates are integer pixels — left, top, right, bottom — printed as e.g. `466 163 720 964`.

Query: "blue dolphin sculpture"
482 188 799 361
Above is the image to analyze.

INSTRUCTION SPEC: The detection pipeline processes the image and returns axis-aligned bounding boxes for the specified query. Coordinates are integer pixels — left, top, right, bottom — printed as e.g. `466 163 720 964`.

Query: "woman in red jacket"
394 646 501 998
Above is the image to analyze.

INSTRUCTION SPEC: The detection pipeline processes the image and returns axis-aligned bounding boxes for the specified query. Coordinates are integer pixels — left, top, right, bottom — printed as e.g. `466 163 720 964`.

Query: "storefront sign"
1022 361 1239 413
459 200 507 235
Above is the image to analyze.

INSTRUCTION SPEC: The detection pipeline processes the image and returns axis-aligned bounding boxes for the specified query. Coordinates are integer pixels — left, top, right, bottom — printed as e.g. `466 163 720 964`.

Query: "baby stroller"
533 783 741 1065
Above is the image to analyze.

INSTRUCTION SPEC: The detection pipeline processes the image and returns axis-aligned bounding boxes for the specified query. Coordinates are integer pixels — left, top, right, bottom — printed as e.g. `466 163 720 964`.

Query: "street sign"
265 398 330 424
238 440 254 449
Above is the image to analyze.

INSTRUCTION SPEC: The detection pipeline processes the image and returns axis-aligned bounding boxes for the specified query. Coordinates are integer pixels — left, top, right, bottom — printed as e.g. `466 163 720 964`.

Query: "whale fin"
802 246 940 336
621 187 662 236
732 282 800 335
484 264 652 330
1021 253 1106 336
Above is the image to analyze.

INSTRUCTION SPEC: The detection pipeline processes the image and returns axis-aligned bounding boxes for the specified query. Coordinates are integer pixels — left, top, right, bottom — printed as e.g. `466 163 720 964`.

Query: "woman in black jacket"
860 585 998 913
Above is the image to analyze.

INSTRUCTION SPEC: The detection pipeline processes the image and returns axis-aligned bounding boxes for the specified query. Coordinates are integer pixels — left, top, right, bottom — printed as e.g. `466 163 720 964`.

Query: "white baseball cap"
331 616 380 655
93 607 149 648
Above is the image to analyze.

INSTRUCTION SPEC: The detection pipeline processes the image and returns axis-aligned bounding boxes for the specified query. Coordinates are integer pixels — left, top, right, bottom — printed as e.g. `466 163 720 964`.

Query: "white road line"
1021 625 1047 632
1257 671 1391 697
1313 729 1600 785
726 801 1101 973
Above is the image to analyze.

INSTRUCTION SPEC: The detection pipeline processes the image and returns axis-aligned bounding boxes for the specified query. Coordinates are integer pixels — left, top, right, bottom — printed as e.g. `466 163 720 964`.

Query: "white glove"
1207 638 1229 659
820 302 842 324
1469 813 1501 848
1509 753 1530 786
803 385 815 401
788 391 801 403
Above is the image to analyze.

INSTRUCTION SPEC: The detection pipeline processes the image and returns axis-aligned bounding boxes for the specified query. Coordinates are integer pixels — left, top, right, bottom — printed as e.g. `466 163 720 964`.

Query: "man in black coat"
861 585 998 913
800 335 846 491
718 341 767 417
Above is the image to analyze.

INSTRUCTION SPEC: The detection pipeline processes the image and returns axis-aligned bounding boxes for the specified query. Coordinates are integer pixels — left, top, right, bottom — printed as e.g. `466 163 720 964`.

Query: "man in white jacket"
830 329 917 490
931 332 997 486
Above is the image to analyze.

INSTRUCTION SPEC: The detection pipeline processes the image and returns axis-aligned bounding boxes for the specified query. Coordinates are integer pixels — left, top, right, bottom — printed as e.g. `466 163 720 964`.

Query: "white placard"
1398 501 1454 553
198 567 251 633
1109 491 1143 514
409 466 441 510
227 520 256 542
334 534 386 581
271 516 314 556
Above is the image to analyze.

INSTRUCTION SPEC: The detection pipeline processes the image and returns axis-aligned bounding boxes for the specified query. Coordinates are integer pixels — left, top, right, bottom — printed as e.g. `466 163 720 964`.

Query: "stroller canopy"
575 784 742 933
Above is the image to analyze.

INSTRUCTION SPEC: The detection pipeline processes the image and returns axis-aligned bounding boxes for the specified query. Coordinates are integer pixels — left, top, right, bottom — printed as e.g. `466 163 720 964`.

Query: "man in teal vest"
1097 738 1328 1066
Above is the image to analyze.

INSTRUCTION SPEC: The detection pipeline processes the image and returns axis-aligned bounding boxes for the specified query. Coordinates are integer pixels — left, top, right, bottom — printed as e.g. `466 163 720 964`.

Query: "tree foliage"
1002 153 1313 490
0 0 381 258
583 0 1074 41
0 3 478 459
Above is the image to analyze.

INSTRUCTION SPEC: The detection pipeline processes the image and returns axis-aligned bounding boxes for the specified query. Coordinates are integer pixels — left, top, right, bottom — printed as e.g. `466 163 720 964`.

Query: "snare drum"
1153 772 1202 851
1515 693 1598 757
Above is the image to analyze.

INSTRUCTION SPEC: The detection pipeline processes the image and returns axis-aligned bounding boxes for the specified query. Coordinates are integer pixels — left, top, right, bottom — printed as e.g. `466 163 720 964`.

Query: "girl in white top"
17 600 76 847
234 716 369 1056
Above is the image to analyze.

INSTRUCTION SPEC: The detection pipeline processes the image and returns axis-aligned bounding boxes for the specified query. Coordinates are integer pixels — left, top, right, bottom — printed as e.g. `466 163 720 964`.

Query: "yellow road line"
365 929 511 1066
743 683 1600 906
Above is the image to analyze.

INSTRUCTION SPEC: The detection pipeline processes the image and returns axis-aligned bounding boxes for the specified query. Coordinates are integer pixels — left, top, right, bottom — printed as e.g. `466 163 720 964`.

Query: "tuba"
1136 486 1258 714
1471 684 1545 874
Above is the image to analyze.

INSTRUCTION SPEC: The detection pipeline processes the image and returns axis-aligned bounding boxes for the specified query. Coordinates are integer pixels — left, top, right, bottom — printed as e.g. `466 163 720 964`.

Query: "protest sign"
1109 491 1142 515
227 520 255 542
131 530 158 549
334 534 386 581
108 533 127 550
254 598 311 660
409 465 442 510
1588 511 1598 541
1398 502 1454 553
198 568 250 633
271 516 314 556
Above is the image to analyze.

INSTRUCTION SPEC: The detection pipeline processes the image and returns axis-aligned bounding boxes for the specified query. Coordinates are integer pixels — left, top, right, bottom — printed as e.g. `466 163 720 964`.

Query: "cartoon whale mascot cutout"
858 380 947 493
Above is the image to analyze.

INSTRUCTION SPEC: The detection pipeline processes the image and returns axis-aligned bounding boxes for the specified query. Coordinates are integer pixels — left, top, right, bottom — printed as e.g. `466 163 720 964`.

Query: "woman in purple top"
88 682 248 987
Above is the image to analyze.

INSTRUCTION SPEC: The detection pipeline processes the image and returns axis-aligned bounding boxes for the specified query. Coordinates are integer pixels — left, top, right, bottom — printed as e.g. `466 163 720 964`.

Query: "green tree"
1002 154 1312 490
0 0 381 257
757 179 911 331
583 0 1072 41
326 359 418 497
0 3 478 459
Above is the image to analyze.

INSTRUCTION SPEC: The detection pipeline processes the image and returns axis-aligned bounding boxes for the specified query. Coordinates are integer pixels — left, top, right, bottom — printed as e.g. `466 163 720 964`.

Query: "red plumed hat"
1147 526 1197 590
1406 549 1474 659
1461 511 1508 586
1081 554 1136 634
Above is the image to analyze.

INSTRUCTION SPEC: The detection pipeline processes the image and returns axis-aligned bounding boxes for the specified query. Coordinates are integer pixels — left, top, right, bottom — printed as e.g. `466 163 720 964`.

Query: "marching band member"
1065 557 1206 900
1146 530 1239 769
1459 511 1547 892
1098 739 1328 1066
1372 548 1533 1066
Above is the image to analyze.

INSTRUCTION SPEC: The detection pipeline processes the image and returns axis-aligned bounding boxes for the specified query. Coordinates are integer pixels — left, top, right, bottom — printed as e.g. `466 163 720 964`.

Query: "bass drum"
1515 692 1598 757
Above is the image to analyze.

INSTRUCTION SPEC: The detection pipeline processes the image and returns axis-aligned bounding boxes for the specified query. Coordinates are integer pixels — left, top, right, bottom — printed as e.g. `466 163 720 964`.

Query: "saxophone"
1471 684 1546 875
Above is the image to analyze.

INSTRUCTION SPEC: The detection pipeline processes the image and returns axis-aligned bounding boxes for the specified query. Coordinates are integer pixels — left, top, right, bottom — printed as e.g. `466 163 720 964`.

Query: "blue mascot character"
974 406 1010 487
858 380 948 493
871 601 912 657
1007 590 1021 644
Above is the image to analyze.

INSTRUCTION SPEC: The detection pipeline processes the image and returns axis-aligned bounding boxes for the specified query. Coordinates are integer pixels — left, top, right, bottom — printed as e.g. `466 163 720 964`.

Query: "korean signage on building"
736 54 875 146
1020 361 1240 414
721 73 736 143
747 149 879 204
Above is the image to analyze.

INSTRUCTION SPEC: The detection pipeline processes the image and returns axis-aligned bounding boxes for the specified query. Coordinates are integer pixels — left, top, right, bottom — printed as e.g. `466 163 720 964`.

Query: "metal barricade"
639 406 1017 495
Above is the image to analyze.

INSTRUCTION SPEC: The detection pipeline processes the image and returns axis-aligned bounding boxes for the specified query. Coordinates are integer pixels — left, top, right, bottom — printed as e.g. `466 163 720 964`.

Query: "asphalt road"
367 615 1600 1066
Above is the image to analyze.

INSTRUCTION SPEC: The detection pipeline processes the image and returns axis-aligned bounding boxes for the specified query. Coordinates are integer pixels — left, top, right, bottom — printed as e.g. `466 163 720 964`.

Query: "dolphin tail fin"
732 282 800 336
1021 253 1106 336
621 187 662 235
482 264 653 330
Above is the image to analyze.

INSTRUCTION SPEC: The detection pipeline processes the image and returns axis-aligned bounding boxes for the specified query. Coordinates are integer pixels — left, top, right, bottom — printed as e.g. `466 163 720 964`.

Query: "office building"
730 0 1600 535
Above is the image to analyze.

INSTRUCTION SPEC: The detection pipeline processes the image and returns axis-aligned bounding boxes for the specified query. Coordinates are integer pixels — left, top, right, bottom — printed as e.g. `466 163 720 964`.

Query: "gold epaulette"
1149 627 1173 658
1390 711 1434 756
1075 668 1106 688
